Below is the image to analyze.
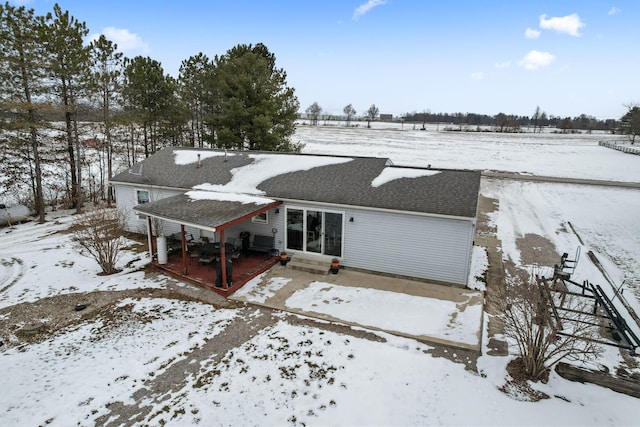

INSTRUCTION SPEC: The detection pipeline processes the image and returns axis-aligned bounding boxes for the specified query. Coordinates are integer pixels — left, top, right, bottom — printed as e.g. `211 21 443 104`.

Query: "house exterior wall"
114 183 474 286
281 201 474 287
342 207 474 286
114 184 200 239
223 208 286 252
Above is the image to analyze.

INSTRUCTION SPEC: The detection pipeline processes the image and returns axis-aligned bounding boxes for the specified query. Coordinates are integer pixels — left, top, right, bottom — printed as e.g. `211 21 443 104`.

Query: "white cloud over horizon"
608 6 621 15
353 0 387 20
525 28 541 39
539 13 585 37
518 50 556 70
470 71 485 80
89 27 150 54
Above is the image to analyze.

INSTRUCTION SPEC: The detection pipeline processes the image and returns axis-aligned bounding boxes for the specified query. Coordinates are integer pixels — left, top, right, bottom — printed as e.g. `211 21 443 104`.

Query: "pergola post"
181 225 188 275
219 228 228 289
146 216 155 259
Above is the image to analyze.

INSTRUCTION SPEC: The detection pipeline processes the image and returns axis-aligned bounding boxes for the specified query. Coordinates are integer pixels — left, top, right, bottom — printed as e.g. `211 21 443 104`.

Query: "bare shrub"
489 271 602 382
72 206 128 275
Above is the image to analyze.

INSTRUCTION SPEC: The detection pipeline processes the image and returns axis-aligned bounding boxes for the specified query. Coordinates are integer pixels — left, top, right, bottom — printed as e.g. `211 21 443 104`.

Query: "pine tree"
0 2 48 221
122 56 174 157
44 3 92 212
179 53 213 148
213 43 299 151
89 35 123 206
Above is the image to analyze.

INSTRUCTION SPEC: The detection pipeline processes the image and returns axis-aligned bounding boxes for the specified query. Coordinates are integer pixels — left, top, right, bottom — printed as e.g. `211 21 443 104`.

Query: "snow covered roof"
113 147 480 219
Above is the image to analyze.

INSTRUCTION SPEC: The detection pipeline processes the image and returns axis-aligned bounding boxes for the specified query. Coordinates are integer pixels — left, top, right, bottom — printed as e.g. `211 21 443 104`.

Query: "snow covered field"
1 125 639 426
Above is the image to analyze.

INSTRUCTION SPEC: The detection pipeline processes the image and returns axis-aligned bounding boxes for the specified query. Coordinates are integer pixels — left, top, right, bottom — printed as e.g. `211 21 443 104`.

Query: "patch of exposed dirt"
515 233 559 269
499 358 550 402
0 271 235 351
476 195 498 236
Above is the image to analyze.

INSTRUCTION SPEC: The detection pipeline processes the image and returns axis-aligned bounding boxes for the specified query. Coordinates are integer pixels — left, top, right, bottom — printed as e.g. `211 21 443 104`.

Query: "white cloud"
89 27 150 54
353 0 387 20
608 6 621 15
539 13 585 36
518 50 556 70
525 28 541 39
494 60 512 69
470 72 485 81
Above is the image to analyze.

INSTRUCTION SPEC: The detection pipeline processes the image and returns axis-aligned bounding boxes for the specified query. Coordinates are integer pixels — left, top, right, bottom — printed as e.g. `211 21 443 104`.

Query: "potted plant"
330 258 340 274
279 252 290 266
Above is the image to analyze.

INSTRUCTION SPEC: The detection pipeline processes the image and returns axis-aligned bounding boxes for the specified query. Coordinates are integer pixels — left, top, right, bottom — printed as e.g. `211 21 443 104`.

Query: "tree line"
0 2 300 222
302 103 636 135
3 2 639 223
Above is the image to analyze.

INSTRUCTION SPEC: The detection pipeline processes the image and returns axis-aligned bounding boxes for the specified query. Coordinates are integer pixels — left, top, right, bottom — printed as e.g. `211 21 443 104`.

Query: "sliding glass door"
286 207 343 257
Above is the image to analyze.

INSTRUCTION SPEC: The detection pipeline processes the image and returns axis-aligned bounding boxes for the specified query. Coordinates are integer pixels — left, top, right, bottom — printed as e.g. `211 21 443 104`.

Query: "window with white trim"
136 189 149 205
136 189 150 220
252 211 268 224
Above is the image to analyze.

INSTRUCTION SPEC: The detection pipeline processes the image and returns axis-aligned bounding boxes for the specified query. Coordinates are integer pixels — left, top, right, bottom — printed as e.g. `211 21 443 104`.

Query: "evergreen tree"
179 53 213 148
0 2 48 221
213 43 299 151
89 34 122 206
44 3 91 212
621 105 640 144
122 56 174 157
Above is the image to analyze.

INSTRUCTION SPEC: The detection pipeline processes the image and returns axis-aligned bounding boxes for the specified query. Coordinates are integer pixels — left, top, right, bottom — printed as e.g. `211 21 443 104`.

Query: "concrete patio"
229 264 485 352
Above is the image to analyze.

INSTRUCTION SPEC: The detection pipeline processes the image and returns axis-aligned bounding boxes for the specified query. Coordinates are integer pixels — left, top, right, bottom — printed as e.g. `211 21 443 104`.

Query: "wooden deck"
155 250 279 297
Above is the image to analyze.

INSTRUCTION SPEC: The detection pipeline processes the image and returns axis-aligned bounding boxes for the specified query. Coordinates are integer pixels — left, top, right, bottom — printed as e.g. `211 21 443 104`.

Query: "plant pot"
330 258 340 274
279 252 289 266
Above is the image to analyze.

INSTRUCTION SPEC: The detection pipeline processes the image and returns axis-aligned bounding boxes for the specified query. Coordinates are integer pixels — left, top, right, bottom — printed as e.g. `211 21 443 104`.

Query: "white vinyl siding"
342 208 474 286
114 182 474 285
114 185 198 237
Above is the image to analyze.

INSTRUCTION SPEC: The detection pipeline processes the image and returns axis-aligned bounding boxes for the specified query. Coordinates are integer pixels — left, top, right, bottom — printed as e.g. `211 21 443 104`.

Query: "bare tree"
532 106 543 133
71 206 128 275
343 104 356 127
365 104 379 128
488 272 601 381
305 101 322 126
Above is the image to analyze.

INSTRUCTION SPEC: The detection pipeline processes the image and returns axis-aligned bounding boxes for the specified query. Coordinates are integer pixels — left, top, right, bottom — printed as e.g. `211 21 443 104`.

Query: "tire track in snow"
0 257 24 295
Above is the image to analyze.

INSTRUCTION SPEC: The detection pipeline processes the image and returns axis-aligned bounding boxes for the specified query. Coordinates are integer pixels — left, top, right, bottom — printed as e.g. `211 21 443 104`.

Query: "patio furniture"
249 234 275 258
198 253 216 266
189 248 201 264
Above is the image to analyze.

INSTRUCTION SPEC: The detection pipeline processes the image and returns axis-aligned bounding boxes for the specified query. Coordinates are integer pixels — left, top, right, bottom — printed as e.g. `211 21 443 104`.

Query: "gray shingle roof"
133 194 280 231
112 147 480 218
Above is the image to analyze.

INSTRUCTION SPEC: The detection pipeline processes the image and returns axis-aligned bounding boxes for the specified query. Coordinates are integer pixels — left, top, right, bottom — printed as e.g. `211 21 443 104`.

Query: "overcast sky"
16 0 640 119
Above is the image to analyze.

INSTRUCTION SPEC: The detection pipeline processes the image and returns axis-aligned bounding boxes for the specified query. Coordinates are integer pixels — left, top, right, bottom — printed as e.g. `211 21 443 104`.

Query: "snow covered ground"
1 125 639 426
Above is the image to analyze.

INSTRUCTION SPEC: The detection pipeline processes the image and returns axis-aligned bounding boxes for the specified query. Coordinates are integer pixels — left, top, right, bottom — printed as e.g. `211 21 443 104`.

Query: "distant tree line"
0 2 299 221
302 103 630 135
400 109 618 134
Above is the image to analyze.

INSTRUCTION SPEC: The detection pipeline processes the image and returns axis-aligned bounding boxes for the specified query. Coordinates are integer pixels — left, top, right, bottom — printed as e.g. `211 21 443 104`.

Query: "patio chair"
198 252 215 266
230 249 241 264
188 247 200 264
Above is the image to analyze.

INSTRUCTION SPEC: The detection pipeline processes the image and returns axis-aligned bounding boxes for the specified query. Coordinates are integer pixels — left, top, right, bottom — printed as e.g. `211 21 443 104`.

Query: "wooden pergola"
134 192 282 292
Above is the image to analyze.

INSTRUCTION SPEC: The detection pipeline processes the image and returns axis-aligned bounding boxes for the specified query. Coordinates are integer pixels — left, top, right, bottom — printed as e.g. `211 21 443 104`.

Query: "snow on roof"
174 150 234 165
371 167 440 187
193 153 353 195
185 190 274 205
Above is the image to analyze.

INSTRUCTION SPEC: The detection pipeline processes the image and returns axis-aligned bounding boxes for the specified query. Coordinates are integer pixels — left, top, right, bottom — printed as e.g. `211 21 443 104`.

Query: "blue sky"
16 0 640 119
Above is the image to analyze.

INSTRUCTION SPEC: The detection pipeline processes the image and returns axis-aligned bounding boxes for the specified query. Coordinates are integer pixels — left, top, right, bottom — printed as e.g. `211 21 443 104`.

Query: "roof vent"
224 149 228 162
197 153 201 168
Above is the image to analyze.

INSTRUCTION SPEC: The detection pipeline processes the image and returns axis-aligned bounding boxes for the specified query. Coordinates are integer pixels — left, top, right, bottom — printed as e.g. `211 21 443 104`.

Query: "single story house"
110 147 480 288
